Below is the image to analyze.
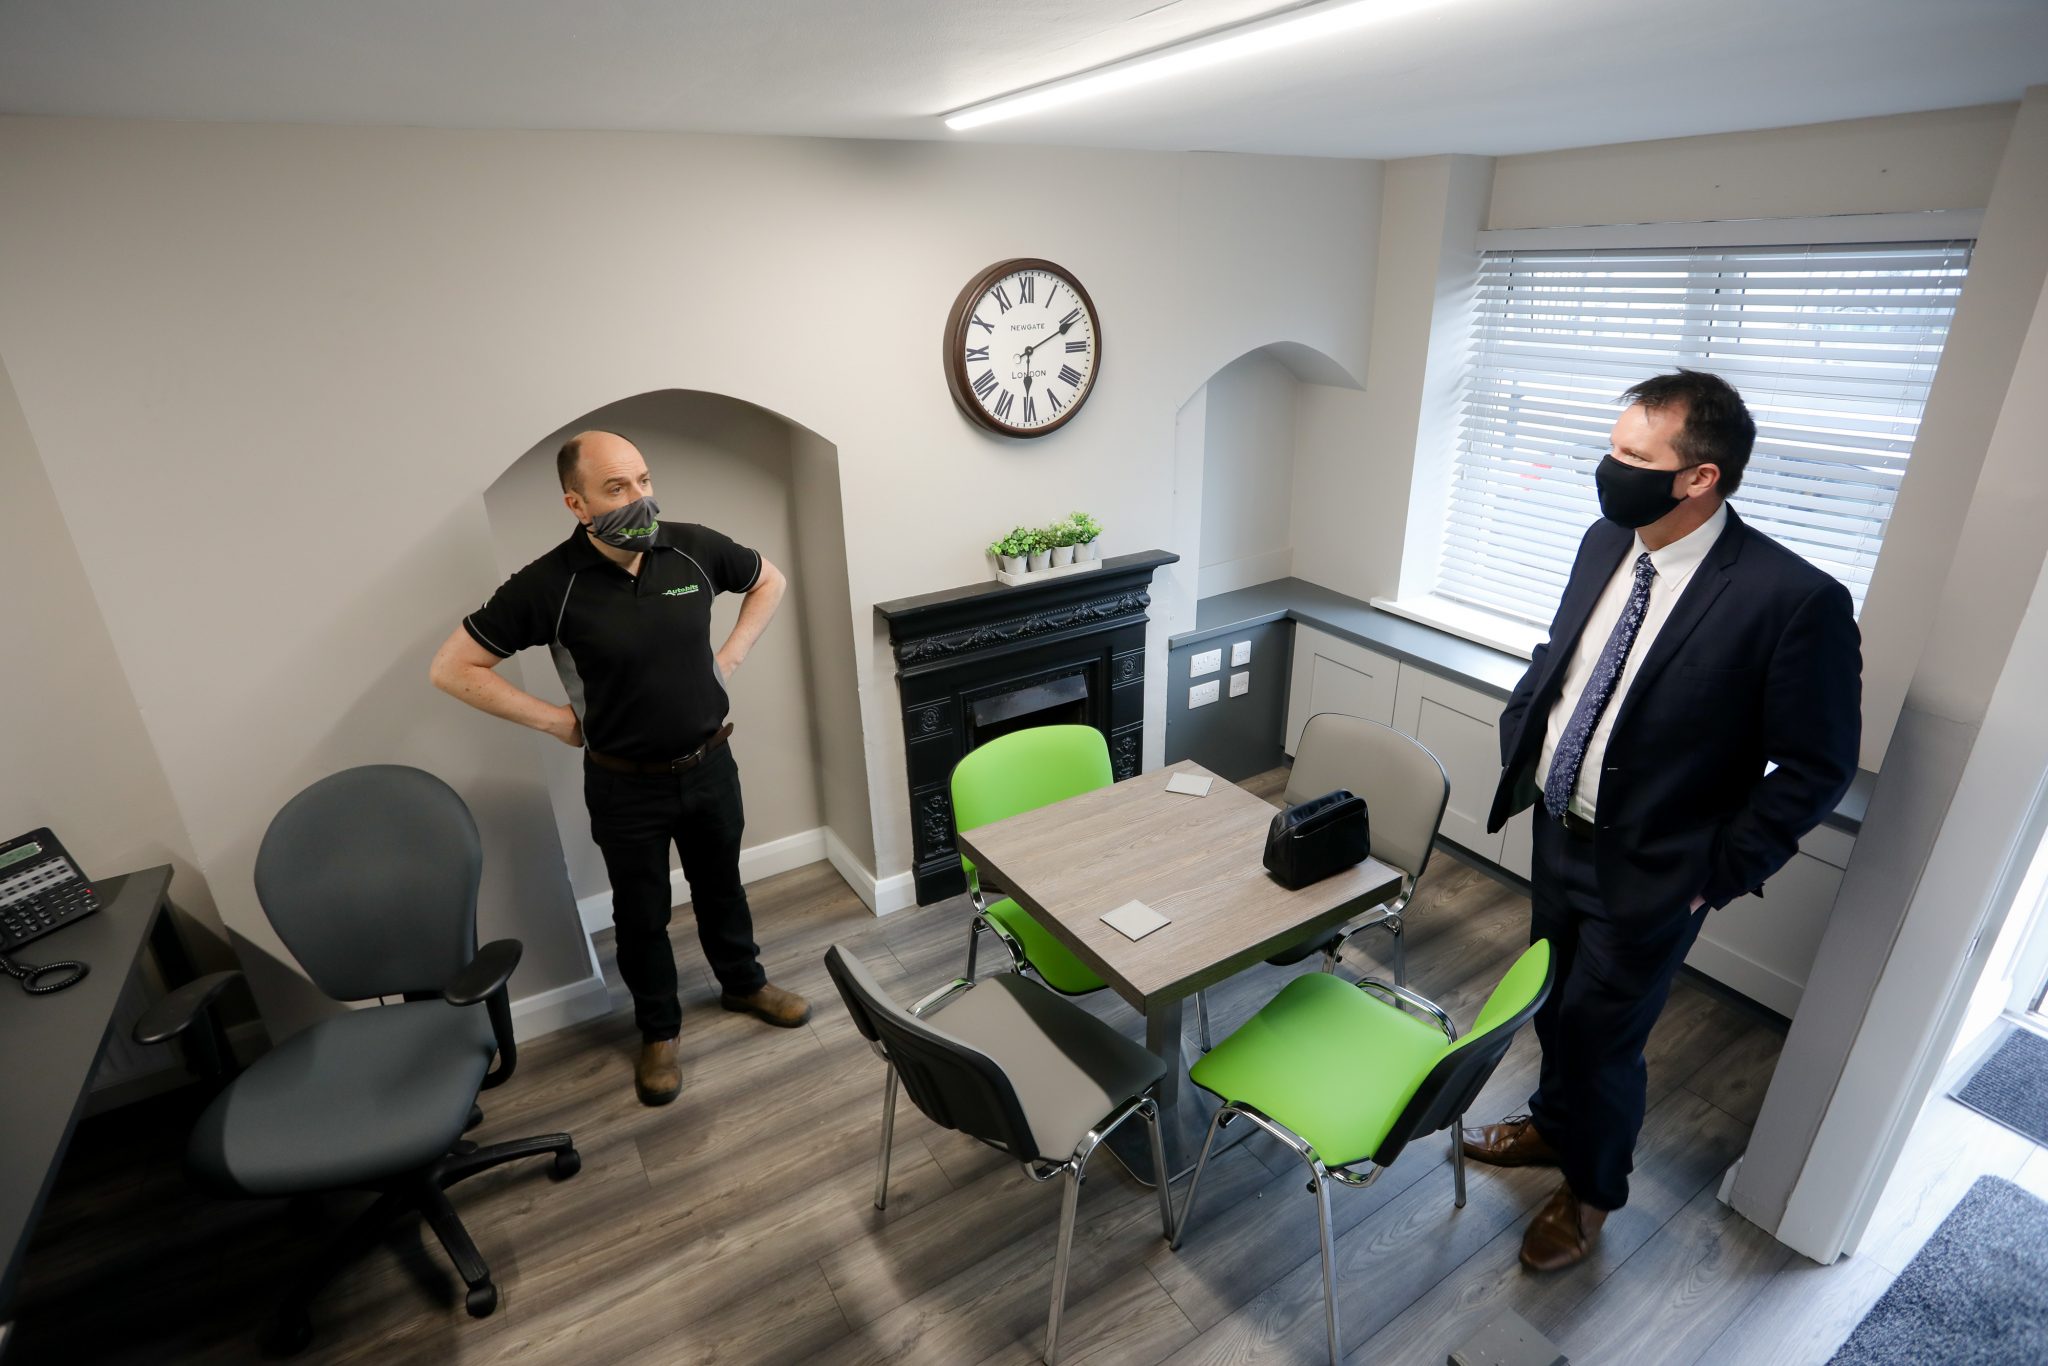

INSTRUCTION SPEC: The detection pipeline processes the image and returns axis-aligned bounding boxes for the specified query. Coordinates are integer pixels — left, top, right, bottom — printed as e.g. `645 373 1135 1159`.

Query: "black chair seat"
188 1000 496 1198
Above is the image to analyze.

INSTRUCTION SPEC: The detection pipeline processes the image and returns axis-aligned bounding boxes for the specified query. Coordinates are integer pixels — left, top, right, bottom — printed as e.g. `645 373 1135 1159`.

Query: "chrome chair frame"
867 977 1176 1366
1171 976 1463 1366
962 869 1036 982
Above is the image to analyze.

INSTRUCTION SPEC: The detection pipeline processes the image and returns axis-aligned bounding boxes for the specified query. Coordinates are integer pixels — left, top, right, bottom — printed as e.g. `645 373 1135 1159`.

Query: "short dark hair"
556 430 628 494
1619 369 1756 497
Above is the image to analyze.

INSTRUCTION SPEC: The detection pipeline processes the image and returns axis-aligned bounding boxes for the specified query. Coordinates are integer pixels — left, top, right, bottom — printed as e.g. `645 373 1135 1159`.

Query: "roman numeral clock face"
944 258 1100 438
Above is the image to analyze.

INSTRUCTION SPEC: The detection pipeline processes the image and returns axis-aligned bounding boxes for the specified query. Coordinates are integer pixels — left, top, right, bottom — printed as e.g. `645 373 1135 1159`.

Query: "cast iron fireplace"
875 550 1178 904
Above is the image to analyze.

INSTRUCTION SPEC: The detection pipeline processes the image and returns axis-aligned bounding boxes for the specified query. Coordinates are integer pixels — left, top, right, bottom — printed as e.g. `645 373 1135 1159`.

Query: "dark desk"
0 865 192 1318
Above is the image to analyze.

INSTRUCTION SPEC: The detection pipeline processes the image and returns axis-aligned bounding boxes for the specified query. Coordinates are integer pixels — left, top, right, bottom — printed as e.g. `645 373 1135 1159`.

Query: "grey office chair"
824 945 1174 1366
133 765 579 1354
1197 711 1450 1052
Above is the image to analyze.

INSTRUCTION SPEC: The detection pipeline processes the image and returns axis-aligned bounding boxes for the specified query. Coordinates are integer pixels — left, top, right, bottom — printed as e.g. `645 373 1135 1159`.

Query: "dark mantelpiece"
876 550 1179 905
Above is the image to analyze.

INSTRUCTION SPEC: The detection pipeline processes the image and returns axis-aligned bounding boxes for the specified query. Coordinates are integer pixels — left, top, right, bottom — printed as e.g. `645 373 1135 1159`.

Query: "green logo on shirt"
661 585 700 596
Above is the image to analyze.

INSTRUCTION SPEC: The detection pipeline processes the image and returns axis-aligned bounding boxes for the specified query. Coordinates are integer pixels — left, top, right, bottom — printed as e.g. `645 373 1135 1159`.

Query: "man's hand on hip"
546 704 584 748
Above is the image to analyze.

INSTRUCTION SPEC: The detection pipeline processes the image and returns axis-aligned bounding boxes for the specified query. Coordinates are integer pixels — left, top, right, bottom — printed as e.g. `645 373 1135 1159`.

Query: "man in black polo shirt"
430 429 808 1106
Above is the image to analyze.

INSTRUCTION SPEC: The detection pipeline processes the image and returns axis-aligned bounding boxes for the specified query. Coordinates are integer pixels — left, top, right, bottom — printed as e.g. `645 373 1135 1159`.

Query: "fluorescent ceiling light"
944 0 1453 132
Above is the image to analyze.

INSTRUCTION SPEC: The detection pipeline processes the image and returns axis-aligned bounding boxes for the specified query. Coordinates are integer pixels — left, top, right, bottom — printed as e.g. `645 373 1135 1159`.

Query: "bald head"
557 429 641 494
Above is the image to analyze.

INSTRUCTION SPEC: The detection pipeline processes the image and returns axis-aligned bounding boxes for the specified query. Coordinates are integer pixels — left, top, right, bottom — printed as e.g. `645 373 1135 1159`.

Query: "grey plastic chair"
133 765 579 1354
1197 711 1450 1052
824 945 1174 1365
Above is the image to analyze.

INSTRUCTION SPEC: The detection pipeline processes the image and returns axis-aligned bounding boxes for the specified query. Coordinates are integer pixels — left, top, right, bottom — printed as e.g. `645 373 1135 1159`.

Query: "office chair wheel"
551 1148 582 1180
261 1309 313 1356
465 1281 498 1318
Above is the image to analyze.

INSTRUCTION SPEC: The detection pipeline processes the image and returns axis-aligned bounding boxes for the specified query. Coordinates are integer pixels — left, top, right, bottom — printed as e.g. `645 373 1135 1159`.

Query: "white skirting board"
824 827 918 917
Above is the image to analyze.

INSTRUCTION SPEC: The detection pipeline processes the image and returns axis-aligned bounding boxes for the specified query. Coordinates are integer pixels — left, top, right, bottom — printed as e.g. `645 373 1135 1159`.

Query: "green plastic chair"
950 725 1112 996
1172 939 1555 1365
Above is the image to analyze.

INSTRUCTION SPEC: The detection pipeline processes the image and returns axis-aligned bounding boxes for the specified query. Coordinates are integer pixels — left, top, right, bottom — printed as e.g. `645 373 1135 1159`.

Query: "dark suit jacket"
1486 505 1861 916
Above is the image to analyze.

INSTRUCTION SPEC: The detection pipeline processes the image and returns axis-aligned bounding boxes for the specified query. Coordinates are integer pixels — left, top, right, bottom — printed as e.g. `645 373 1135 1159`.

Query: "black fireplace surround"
875 550 1179 905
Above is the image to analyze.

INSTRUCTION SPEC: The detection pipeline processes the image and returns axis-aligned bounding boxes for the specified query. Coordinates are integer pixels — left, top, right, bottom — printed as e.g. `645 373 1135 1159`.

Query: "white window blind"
1438 238 1973 628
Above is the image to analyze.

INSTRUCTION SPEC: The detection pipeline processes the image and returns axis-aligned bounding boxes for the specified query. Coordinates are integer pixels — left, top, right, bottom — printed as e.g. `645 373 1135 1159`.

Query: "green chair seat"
1189 972 1449 1168
984 898 1105 996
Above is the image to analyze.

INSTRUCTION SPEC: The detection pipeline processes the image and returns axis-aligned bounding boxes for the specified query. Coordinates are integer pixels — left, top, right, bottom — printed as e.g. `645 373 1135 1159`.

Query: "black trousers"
1525 812 1709 1211
584 744 766 1042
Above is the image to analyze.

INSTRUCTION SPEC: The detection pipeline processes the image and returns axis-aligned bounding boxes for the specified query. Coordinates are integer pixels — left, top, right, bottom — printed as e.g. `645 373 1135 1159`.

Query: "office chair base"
260 1131 578 1354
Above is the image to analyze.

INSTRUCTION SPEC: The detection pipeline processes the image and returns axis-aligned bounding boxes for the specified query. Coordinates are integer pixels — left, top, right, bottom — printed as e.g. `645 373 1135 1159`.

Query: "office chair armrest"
1356 977 1458 1042
444 939 523 1007
133 970 245 1046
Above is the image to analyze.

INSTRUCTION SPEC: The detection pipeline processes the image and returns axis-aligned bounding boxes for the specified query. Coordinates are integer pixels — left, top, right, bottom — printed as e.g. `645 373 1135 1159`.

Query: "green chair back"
951 725 1114 879
1371 939 1553 1168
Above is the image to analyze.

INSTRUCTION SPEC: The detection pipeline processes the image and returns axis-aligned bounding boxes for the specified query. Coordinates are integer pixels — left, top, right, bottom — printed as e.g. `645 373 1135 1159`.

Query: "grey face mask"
582 495 661 550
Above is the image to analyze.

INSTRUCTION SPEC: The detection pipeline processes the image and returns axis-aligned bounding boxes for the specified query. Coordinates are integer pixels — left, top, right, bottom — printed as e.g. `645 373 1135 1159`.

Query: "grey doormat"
1952 1025 2048 1146
1827 1175 2048 1365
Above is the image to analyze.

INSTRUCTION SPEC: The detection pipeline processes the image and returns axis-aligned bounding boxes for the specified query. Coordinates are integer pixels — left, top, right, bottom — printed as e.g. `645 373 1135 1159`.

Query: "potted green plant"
988 526 1031 576
1069 511 1103 561
1025 526 1053 573
1047 517 1080 567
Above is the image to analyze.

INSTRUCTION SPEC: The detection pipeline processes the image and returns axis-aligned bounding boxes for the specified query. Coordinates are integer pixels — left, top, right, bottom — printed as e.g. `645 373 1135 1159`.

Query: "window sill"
1370 595 1542 661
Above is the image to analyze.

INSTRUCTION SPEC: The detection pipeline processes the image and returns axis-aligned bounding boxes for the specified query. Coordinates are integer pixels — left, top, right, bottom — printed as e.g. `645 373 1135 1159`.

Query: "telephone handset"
0 827 96 993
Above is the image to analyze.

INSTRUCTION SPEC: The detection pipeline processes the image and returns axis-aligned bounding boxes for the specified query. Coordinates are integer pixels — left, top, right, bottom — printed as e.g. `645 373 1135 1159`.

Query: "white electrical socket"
1231 640 1252 667
1190 648 1222 677
1229 671 1250 697
1188 679 1220 708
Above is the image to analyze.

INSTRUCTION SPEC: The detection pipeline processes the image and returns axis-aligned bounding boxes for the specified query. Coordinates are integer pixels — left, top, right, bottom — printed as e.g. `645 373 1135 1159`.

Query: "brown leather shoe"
1462 1113 1562 1168
635 1038 681 1107
1519 1181 1609 1272
720 981 811 1028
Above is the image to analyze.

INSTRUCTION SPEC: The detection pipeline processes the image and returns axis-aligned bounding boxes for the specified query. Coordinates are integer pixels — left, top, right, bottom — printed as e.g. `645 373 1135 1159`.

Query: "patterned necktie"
1545 551 1658 821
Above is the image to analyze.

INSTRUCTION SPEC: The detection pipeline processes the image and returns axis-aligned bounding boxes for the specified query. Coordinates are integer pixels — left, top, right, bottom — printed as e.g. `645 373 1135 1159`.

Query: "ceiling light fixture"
943 0 1450 132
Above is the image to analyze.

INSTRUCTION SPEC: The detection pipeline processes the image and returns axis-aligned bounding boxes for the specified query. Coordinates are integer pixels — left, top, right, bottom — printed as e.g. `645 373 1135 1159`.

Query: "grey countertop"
1172 576 1872 835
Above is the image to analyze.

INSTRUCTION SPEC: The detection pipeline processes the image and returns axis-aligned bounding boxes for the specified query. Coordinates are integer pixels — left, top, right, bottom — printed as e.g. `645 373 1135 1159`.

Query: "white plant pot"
1028 550 1050 572
1078 538 1100 562
1050 545 1074 567
997 554 1026 575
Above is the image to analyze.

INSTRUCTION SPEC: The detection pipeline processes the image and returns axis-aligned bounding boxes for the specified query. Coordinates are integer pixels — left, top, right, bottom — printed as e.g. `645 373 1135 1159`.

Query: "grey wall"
1198 350 1298 595
0 355 231 975
0 116 1380 1022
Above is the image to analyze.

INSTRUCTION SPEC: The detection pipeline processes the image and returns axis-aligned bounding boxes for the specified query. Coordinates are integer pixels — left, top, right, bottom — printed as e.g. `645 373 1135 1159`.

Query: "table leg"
1104 996 1250 1186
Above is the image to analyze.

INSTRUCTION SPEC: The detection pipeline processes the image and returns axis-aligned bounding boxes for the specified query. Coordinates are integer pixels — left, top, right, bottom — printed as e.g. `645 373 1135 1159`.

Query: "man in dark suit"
1465 369 1861 1271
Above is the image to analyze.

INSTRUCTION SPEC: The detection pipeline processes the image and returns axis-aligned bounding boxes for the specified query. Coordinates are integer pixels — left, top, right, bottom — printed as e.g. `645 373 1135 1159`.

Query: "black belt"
586 723 734 775
1557 808 1598 842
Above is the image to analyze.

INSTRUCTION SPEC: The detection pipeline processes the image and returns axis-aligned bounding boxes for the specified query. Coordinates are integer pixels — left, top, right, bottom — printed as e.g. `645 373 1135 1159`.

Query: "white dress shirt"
1536 502 1728 821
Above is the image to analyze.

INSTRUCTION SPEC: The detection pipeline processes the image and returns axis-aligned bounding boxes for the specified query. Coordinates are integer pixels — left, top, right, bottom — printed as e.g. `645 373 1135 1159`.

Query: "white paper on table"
1100 900 1170 941
1164 772 1213 797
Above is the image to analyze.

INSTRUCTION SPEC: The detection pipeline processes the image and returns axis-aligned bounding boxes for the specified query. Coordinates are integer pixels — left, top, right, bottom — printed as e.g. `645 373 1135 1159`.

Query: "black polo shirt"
463 521 762 761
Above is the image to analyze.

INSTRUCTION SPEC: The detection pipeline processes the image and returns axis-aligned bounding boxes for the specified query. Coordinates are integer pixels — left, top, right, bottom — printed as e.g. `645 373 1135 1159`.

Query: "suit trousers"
1526 812 1709 1211
584 744 767 1042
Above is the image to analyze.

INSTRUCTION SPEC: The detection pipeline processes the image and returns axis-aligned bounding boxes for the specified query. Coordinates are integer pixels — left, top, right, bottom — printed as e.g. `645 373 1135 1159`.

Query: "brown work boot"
1520 1181 1609 1271
1462 1113 1562 1167
635 1037 681 1107
720 981 811 1028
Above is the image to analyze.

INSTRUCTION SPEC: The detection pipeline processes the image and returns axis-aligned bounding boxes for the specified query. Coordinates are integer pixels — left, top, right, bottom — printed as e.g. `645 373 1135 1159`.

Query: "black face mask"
1594 455 1685 529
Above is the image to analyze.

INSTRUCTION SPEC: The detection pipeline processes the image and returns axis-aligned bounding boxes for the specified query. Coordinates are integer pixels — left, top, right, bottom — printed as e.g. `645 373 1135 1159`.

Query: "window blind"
1438 239 1973 627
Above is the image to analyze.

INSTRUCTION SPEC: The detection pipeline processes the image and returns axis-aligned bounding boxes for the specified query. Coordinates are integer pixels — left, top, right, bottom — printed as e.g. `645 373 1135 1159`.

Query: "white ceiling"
2 0 2044 158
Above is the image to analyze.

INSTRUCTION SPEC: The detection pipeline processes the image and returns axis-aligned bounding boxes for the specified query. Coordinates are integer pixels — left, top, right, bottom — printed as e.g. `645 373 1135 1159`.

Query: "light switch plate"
1231 640 1252 666
1191 648 1221 677
1229 671 1250 697
1188 679 1220 708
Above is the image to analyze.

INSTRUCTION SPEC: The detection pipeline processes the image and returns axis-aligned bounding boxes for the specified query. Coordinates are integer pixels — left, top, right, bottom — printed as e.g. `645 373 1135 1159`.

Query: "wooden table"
954 760 1402 1179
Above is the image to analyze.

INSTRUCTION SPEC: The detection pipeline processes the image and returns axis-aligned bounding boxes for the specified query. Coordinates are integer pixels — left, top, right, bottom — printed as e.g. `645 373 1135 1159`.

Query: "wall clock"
943 258 1101 438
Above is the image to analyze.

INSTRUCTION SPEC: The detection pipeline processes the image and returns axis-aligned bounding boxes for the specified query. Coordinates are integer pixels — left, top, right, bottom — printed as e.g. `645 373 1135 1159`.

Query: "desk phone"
0 827 100 954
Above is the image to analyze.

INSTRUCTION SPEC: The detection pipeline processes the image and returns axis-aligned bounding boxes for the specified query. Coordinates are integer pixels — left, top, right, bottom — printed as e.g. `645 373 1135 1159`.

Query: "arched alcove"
481 389 873 934
1166 342 1365 633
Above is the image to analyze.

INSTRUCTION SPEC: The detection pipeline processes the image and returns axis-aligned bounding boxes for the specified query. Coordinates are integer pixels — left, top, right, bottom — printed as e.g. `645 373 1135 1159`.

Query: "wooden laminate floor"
14 767 2032 1365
